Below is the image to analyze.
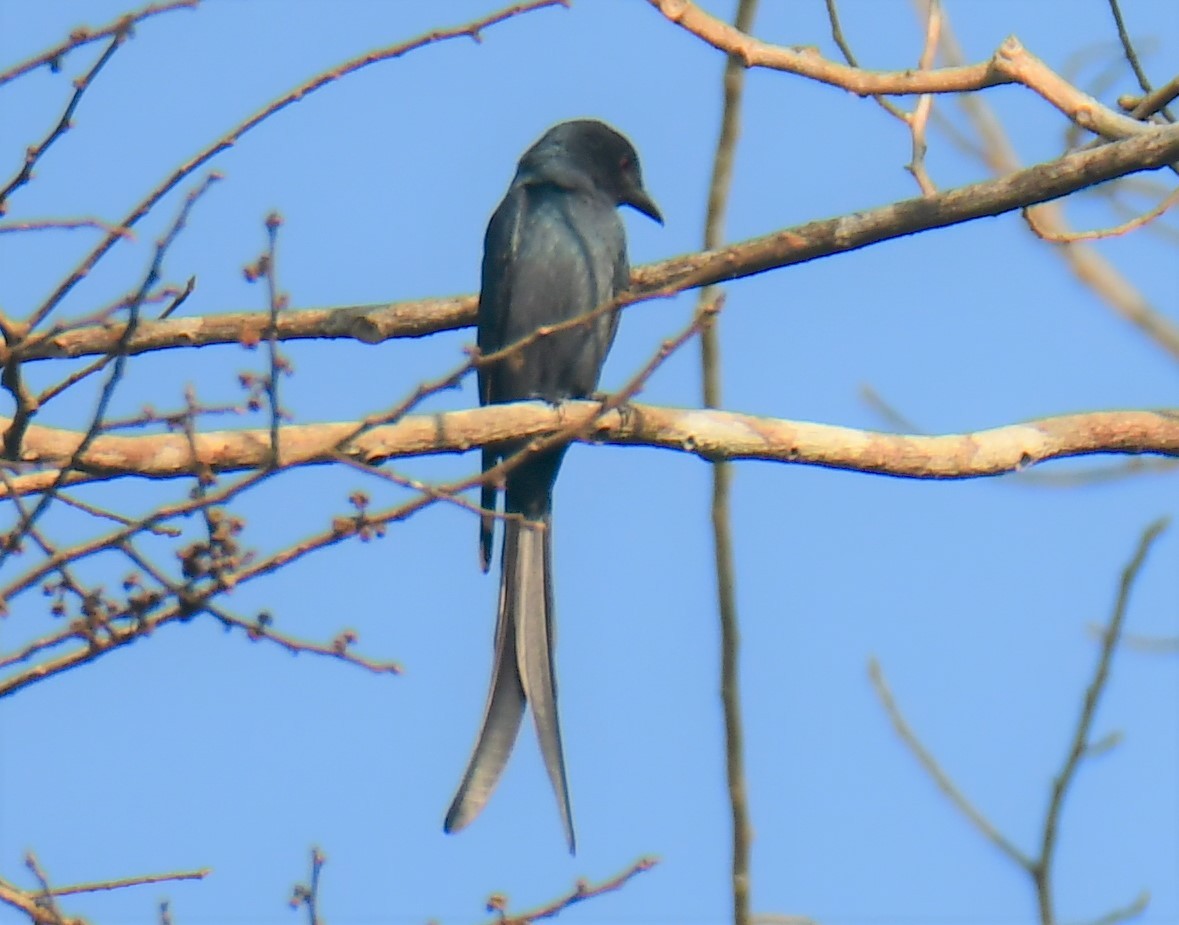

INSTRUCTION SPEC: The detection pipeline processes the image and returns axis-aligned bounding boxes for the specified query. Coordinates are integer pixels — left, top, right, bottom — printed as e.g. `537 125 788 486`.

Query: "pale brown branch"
649 0 1155 142
906 0 941 195
6 406 1170 696
924 4 1179 361
2 406 1174 494
0 876 48 924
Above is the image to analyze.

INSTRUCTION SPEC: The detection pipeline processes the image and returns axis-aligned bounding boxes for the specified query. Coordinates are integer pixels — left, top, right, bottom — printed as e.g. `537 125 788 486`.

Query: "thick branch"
2 405 1175 496
13 122 1179 364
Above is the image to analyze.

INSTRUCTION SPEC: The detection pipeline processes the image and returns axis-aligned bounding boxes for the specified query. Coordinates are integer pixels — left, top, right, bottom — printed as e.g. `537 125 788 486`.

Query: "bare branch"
872 519 1169 924
0 218 133 238
0 0 198 88
697 1 758 921
11 122 1179 366
923 4 1179 361
823 0 908 120
1 32 128 212
870 658 1034 869
1 173 221 567
48 867 210 897
0 856 207 925
1026 184 1179 242
1122 75 1179 122
24 0 569 335
1032 517 1169 923
487 857 657 924
1106 0 1174 122
2 406 1174 495
288 848 325 925
649 0 1158 142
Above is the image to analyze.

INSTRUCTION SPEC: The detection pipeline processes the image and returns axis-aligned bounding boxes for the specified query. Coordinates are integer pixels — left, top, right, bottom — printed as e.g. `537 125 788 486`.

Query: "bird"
444 120 662 853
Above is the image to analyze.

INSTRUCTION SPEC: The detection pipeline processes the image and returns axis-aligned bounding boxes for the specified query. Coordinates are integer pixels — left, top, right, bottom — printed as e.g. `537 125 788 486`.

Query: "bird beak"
626 189 663 225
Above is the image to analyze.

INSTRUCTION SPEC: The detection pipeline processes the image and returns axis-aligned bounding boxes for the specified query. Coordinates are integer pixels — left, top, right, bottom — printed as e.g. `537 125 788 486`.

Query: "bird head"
521 119 663 224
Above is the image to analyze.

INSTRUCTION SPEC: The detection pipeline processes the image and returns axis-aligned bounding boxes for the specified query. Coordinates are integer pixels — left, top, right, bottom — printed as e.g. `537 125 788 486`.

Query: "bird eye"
619 155 632 171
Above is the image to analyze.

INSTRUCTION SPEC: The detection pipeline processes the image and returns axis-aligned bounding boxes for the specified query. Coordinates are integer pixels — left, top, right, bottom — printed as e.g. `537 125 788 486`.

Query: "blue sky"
1 1 1176 923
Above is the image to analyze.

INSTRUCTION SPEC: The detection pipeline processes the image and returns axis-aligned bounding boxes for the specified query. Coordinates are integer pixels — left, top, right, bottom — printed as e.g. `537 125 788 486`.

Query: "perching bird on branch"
444 119 662 853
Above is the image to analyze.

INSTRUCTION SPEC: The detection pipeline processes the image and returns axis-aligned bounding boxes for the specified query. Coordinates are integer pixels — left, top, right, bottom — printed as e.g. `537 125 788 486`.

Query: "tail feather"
443 557 526 835
514 516 575 853
445 515 575 852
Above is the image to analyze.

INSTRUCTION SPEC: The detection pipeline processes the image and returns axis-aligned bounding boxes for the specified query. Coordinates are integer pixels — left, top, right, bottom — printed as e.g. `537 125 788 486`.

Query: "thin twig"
1032 517 1169 923
0 174 221 568
0 284 723 695
24 0 568 335
0 0 198 88
699 1 758 922
490 857 657 924
262 212 286 465
921 1 1179 360
24 853 66 925
869 658 1035 870
0 33 128 210
288 848 325 925
823 0 908 120
1116 631 1179 654
1124 75 1179 122
1026 184 1179 242
1085 891 1151 925
48 867 210 897
1106 0 1173 122
0 218 133 238
906 0 942 195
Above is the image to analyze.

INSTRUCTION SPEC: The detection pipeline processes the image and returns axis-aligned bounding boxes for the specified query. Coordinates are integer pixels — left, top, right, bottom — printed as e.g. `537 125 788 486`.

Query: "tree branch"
2 405 1175 497
0 0 198 88
13 121 1179 365
650 0 1163 143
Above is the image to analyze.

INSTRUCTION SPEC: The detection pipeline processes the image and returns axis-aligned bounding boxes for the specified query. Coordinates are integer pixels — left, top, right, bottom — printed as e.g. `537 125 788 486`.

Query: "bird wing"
476 185 527 572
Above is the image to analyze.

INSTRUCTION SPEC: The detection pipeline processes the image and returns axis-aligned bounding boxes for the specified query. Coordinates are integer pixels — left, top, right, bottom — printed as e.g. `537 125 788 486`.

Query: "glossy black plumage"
444 120 661 852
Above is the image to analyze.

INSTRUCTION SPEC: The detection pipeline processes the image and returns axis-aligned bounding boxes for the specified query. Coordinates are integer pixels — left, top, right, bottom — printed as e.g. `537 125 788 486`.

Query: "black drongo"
444 120 661 852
